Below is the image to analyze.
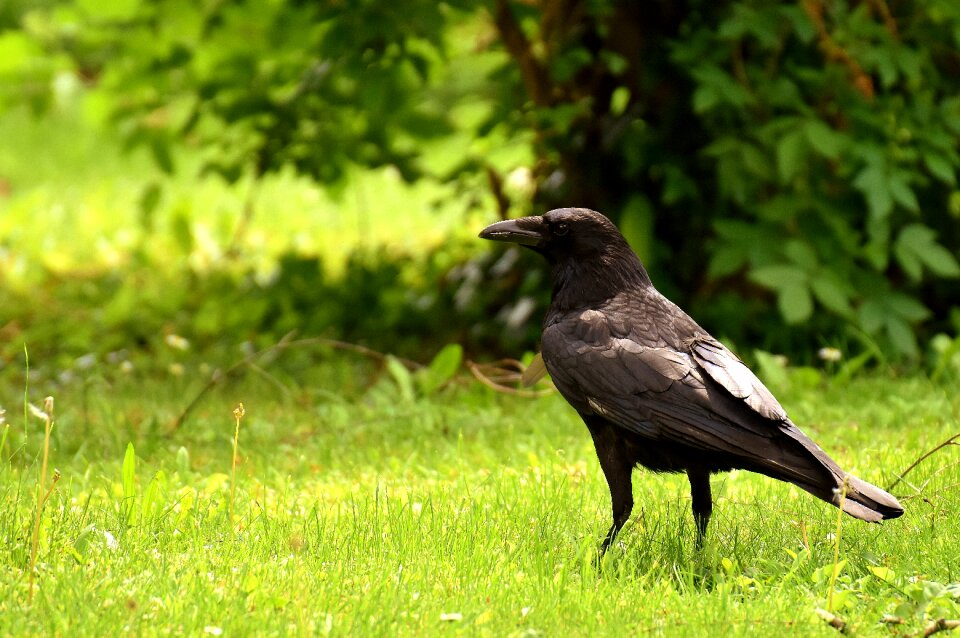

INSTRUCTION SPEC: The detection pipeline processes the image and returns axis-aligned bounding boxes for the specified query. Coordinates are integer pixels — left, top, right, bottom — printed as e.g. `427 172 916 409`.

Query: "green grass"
1 364 958 636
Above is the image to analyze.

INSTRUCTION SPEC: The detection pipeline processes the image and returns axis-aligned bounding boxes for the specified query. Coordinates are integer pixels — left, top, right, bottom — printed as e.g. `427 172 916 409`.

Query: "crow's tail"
777 422 904 522
836 474 904 522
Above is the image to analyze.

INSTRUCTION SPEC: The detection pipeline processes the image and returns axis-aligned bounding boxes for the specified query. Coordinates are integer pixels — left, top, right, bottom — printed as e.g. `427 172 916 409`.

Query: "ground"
1 359 957 636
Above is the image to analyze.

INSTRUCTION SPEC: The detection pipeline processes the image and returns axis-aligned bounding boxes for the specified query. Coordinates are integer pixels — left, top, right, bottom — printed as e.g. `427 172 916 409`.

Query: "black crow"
480 207 903 551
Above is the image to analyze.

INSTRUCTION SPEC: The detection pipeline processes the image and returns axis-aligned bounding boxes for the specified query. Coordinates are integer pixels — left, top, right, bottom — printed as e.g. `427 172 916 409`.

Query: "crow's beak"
478 216 545 247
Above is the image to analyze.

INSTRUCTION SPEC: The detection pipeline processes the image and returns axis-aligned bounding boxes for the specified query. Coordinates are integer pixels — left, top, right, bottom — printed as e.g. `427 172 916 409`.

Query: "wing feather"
688 336 787 421
542 318 800 469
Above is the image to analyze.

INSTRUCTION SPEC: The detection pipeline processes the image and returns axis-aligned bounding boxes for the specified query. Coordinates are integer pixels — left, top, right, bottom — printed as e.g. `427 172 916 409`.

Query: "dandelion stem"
28 396 55 605
230 403 245 529
827 476 849 612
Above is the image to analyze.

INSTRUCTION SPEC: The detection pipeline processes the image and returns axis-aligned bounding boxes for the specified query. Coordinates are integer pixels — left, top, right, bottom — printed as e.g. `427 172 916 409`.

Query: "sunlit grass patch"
0 105 490 290
0 368 957 635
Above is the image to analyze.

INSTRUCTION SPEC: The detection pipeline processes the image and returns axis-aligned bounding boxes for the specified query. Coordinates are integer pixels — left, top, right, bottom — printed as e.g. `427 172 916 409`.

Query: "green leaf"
781 5 816 42
692 85 719 114
718 5 781 48
896 224 960 278
864 216 891 270
77 0 141 21
803 120 846 159
810 277 853 316
176 446 190 474
741 143 772 179
171 212 194 255
415 344 462 395
853 163 893 220
753 350 790 390
920 243 960 277
123 442 136 498
609 86 630 116
690 65 753 110
122 442 137 525
139 182 162 232
784 240 817 270
708 245 747 279
385 355 415 403
888 174 919 213
72 524 97 560
868 566 897 583
749 265 807 289
886 293 931 322
151 140 175 174
885 316 918 356
778 283 812 324
776 130 806 184
924 152 956 185
142 470 167 522
858 299 886 334
550 46 592 84
894 245 923 281
833 349 876 386
600 50 628 75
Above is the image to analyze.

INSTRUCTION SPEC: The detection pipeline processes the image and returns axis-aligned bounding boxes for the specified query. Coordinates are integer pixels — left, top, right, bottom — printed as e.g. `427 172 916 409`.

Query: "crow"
480 207 903 552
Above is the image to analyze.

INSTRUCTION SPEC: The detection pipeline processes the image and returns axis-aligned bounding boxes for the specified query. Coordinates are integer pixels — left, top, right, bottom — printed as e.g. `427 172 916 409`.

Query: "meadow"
0 355 957 636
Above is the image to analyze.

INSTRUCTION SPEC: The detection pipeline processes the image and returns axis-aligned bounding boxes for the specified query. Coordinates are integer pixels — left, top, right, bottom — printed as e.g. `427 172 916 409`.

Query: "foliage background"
2 0 960 366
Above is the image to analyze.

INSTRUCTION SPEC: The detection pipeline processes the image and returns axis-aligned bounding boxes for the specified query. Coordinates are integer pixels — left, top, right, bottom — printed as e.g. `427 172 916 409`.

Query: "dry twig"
171 333 422 431
802 0 875 99
815 607 847 633
466 359 554 398
922 618 960 637
888 432 960 491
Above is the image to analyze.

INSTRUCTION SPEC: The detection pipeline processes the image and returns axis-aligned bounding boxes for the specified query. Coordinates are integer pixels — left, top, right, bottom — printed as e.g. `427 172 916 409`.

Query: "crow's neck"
549 252 652 312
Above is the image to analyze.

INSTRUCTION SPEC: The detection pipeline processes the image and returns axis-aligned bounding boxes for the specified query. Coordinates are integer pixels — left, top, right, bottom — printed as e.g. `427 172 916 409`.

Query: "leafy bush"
3 0 960 358
483 0 960 356
0 240 548 371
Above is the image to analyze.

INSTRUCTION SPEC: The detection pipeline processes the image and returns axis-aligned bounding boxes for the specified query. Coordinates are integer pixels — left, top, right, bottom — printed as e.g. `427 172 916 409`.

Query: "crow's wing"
686 335 787 422
541 313 818 475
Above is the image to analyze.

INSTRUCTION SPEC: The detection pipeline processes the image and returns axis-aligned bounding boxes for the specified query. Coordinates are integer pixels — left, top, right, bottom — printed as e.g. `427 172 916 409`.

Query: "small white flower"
165 334 190 351
818 347 842 362
28 403 49 421
203 626 223 636
506 166 535 196
440 612 463 622
103 530 119 551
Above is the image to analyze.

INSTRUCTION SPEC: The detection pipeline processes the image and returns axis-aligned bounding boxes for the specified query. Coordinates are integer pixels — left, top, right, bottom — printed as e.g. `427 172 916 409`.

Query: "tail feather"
837 474 904 522
775 421 904 522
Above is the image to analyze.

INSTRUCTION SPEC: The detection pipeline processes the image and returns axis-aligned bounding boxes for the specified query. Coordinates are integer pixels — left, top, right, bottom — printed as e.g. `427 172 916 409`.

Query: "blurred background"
2 0 960 376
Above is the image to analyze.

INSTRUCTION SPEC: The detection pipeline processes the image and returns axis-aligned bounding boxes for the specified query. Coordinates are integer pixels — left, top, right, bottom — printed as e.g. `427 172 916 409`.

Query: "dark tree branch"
493 0 553 107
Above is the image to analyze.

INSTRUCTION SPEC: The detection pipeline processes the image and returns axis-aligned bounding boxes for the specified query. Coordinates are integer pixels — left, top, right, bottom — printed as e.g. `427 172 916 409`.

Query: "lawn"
1 357 957 636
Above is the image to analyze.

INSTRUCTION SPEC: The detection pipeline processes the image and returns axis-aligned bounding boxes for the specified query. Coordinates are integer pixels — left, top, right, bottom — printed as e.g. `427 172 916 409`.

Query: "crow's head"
480 207 651 306
479 208 632 263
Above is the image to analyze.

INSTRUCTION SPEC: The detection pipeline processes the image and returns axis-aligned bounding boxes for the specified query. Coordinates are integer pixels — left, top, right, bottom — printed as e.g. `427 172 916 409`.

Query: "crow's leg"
687 468 713 548
585 419 634 554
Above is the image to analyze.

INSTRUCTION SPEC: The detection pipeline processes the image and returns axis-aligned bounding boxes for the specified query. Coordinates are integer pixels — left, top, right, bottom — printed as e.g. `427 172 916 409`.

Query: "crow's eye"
554 222 569 236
